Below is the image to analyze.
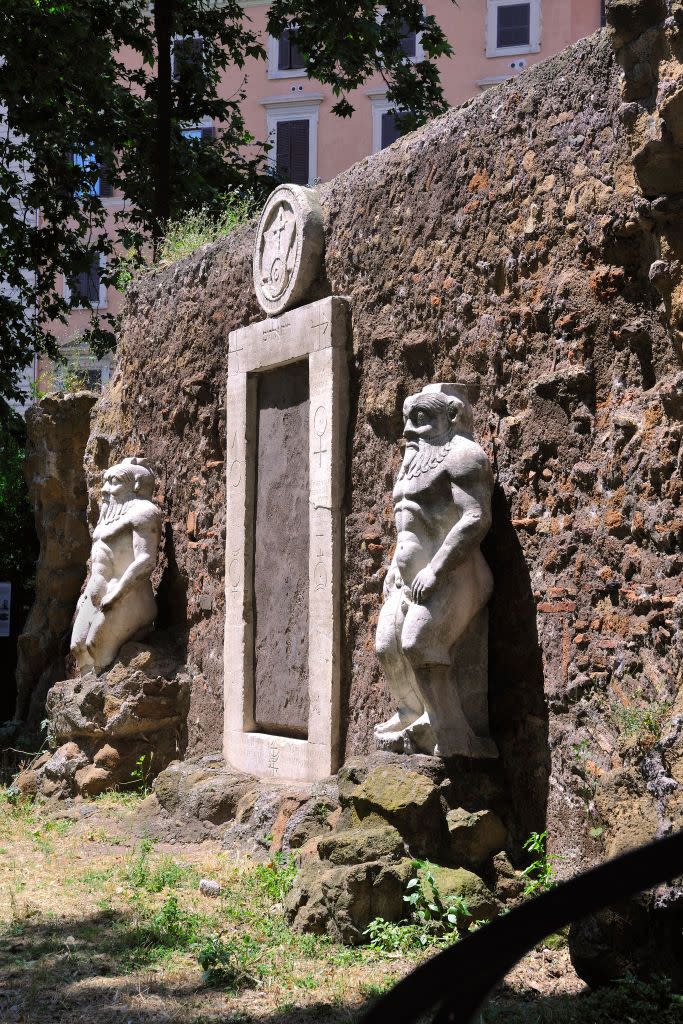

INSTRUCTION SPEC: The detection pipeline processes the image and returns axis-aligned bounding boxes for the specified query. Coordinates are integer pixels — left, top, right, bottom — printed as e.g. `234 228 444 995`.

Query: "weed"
365 860 474 955
521 831 560 897
613 701 672 742
122 839 199 893
157 199 256 267
253 851 298 902
197 932 266 990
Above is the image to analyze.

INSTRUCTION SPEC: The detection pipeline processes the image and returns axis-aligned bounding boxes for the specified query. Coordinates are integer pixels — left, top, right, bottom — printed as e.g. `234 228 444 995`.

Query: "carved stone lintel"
70 457 162 675
374 383 497 759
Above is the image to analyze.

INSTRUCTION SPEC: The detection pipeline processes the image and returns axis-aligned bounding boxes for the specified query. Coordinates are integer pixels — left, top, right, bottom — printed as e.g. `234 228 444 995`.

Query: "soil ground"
0 791 679 1024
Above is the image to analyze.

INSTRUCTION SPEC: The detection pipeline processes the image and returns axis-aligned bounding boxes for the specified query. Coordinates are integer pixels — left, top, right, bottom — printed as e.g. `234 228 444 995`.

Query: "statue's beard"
402 429 454 480
99 496 133 525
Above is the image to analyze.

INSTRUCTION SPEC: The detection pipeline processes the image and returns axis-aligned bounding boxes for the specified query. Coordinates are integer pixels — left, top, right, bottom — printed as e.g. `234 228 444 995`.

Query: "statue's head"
102 457 155 504
403 383 474 446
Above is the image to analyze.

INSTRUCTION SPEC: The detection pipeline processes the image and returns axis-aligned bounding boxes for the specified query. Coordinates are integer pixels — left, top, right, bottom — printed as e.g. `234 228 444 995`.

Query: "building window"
278 28 305 71
370 93 407 153
399 20 418 58
263 98 320 183
268 27 307 78
65 254 107 309
486 0 540 57
73 153 114 199
172 35 203 80
181 124 216 142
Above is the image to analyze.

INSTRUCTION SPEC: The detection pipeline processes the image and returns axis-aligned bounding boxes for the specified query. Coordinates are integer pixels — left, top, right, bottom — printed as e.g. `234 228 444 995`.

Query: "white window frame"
181 114 214 140
64 253 108 310
267 27 307 80
486 0 541 57
260 96 322 185
377 6 425 63
368 90 404 154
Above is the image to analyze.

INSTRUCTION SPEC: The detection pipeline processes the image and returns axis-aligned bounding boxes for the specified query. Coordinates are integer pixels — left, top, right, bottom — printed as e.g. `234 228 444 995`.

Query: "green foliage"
521 831 559 897
365 860 473 955
253 852 298 902
0 0 455 402
613 701 672 742
157 197 257 267
197 932 266 990
133 894 203 951
123 838 199 893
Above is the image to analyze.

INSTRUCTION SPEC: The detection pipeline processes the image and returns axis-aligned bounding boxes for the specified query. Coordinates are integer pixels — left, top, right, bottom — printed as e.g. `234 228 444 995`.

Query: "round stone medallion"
253 184 324 316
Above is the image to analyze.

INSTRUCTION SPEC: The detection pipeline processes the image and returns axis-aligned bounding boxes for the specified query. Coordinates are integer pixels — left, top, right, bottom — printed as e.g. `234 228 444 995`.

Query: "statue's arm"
411 453 492 604
101 514 161 610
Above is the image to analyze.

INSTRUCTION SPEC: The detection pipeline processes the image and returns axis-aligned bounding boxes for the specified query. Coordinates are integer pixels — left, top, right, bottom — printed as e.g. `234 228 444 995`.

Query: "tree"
0 0 455 407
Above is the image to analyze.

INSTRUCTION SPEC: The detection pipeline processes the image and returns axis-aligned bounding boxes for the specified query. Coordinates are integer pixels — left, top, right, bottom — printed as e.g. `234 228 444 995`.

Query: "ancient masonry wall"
83 8 682 866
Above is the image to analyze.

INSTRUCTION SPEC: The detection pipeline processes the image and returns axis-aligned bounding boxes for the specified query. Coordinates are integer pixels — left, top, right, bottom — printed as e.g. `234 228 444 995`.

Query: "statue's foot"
375 727 408 753
403 713 438 756
374 712 408 736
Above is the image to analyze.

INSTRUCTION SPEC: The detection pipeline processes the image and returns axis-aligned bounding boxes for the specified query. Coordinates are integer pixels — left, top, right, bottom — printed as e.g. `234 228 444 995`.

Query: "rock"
74 765 111 797
491 851 526 902
317 825 405 866
93 744 121 771
43 742 88 782
286 857 414 944
13 770 38 797
14 392 98 726
446 808 507 868
424 865 500 925
350 763 446 857
154 755 256 825
199 879 222 898
282 796 339 852
569 891 683 988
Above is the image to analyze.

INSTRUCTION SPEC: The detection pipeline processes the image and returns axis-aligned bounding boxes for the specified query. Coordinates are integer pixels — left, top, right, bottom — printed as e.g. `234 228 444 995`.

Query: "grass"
0 788 681 1023
157 200 256 267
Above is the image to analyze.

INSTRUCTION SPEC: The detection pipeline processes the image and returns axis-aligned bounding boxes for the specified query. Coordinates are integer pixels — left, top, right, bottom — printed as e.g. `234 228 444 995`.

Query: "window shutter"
289 30 305 69
496 3 531 48
278 30 291 70
399 21 417 58
381 111 402 149
97 161 114 198
289 119 309 185
76 256 101 305
200 126 216 142
278 28 305 70
174 36 203 78
276 120 291 178
276 119 309 185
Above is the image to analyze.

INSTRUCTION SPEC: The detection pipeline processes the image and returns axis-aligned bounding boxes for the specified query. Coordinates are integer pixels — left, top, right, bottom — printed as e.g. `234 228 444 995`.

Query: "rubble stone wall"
81 3 681 866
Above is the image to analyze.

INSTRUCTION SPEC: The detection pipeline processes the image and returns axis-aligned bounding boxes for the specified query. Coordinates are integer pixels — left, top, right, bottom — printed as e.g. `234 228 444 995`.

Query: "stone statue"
375 384 497 759
71 457 162 674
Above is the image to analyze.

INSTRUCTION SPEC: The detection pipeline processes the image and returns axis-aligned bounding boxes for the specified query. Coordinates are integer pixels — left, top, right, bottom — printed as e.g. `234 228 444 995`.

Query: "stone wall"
15 392 97 727
82 4 682 866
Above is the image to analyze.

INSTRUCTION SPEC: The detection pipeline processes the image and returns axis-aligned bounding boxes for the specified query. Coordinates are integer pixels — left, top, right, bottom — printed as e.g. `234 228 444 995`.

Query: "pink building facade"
46 0 603 388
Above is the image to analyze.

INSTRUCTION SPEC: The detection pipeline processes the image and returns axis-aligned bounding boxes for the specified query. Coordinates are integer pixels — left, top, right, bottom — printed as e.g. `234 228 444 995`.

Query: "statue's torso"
87 500 160 600
392 438 484 585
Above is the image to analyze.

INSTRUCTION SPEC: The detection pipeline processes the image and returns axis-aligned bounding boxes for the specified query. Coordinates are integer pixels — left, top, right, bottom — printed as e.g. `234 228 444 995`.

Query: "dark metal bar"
359 830 683 1024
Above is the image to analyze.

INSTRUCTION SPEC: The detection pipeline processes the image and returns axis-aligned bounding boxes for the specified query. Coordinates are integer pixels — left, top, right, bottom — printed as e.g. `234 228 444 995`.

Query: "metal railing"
359 830 683 1024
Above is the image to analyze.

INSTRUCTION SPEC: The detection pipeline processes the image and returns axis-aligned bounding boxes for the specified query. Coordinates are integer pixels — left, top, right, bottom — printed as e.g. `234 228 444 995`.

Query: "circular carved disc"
253 184 324 316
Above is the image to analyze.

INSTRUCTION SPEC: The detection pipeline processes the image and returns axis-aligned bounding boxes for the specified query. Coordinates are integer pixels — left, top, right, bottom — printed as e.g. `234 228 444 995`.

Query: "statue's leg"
71 593 97 672
375 585 423 744
86 585 156 673
402 572 497 759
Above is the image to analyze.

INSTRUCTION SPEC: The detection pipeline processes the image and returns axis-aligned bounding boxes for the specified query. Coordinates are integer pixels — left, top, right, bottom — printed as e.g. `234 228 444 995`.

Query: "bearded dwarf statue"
71 457 162 675
375 384 497 759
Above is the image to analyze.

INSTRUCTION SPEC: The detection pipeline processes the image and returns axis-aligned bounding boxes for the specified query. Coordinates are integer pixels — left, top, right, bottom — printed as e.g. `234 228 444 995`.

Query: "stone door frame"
224 296 348 781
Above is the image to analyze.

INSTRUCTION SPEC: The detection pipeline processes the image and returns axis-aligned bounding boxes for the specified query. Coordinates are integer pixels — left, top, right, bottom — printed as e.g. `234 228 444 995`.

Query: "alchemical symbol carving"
252 184 324 316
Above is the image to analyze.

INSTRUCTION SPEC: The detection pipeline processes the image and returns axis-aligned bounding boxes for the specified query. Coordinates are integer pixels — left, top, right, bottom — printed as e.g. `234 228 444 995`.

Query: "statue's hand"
411 565 438 605
382 565 397 600
100 586 120 612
